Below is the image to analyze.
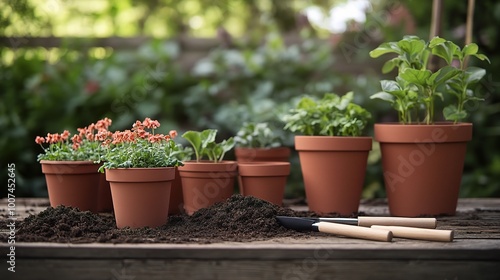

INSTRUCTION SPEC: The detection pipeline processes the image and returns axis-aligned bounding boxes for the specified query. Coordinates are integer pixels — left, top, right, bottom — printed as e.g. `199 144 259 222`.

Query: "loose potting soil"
2 195 340 244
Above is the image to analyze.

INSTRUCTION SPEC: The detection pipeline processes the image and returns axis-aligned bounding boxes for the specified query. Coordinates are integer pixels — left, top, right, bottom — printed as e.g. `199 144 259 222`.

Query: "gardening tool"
276 216 453 242
277 216 393 242
371 225 454 242
276 215 437 228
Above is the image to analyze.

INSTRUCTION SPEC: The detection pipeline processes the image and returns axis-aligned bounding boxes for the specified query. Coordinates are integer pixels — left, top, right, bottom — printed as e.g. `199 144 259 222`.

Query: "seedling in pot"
182 129 235 163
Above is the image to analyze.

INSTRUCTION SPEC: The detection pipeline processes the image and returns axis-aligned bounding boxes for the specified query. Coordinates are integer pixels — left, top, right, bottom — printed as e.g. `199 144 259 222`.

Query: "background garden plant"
182 129 235 163
283 92 371 137
234 122 285 149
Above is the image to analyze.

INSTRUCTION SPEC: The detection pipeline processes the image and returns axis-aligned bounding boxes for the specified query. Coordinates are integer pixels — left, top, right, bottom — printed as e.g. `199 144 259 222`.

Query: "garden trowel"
276 216 454 242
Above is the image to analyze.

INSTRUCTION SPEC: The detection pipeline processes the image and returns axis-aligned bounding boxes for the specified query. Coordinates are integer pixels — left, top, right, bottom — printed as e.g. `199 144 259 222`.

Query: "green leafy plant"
369 35 490 124
99 118 183 171
36 118 113 162
282 92 371 136
234 122 284 148
182 129 235 163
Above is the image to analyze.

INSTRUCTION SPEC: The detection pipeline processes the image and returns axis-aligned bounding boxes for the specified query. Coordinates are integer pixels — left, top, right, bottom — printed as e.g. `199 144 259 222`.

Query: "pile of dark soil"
3 195 339 244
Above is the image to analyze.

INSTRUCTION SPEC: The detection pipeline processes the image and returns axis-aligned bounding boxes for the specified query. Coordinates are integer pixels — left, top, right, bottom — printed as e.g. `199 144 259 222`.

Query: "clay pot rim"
374 122 473 143
40 160 97 165
238 161 291 176
105 167 176 183
295 135 372 151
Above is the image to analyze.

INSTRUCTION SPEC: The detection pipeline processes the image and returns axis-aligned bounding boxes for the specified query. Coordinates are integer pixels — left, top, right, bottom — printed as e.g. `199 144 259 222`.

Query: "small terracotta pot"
295 136 372 215
178 161 237 215
238 162 290 205
375 123 473 217
96 172 113 212
235 147 291 162
40 160 100 213
168 167 184 215
106 167 175 229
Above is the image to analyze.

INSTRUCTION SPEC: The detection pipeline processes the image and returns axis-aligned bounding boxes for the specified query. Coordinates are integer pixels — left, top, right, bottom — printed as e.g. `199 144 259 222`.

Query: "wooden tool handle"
371 225 454 242
358 217 437 228
316 222 392 242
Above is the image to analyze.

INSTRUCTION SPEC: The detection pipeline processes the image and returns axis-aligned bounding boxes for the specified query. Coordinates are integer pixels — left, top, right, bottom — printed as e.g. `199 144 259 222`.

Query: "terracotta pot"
235 147 291 195
178 161 237 215
235 147 291 162
295 136 372 215
96 172 113 212
168 167 184 215
238 162 290 205
375 123 473 217
106 167 175 229
40 160 100 213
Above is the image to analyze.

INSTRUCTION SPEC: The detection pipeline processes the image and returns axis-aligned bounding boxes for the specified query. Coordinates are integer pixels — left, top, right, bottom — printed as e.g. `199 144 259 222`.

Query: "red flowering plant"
98 118 184 171
35 118 113 162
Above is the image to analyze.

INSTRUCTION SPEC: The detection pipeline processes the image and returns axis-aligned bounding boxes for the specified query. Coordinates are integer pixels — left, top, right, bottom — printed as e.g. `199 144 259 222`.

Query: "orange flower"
96 117 112 130
71 134 82 144
61 130 70 141
142 117 160 130
35 136 45 144
169 130 178 139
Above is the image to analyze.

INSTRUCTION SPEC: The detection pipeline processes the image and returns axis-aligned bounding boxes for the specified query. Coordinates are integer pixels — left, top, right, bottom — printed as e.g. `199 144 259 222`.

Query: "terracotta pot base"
41 160 100 213
106 167 175 228
295 136 372 215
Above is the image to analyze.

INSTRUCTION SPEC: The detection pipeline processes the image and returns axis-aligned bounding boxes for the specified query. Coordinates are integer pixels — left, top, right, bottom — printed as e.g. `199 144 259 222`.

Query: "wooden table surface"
1 198 499 280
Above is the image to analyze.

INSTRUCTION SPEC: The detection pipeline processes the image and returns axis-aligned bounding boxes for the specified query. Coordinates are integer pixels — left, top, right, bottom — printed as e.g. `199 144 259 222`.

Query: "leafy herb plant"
234 122 284 148
282 92 371 136
182 129 235 163
369 35 490 124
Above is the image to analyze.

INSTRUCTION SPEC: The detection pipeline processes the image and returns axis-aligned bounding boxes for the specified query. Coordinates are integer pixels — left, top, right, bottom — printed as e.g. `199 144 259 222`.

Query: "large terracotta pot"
40 160 100 213
375 123 473 217
238 162 290 206
106 167 175 228
295 136 372 215
235 147 291 162
178 161 237 215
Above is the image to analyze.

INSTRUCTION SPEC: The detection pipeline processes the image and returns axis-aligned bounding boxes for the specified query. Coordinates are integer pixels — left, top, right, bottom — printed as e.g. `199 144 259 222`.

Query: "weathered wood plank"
1 259 498 280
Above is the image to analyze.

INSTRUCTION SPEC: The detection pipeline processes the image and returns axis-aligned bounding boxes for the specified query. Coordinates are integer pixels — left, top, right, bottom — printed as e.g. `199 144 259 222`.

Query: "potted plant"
100 118 183 228
178 129 236 215
35 118 113 213
234 122 291 163
282 92 372 215
234 122 291 197
369 35 490 216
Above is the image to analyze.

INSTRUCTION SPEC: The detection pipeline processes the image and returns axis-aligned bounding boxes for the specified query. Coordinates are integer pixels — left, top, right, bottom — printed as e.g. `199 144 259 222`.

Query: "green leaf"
462 43 479 56
431 41 458 65
465 67 486 84
218 137 235 162
380 80 402 92
397 37 425 56
370 91 394 103
472 53 491 63
400 68 432 85
443 105 467 122
296 96 317 109
369 42 401 58
381 57 400 73
200 129 217 149
429 37 447 48
182 130 202 161
428 66 460 87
